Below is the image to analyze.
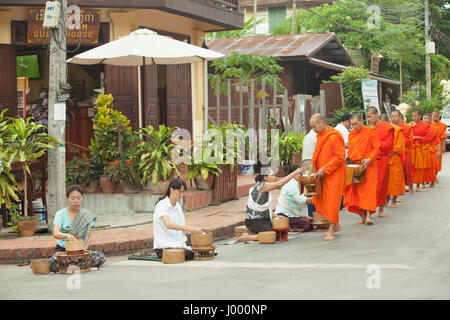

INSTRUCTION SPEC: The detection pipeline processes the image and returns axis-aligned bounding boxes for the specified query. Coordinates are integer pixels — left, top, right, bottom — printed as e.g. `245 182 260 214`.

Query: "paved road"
1 154 450 300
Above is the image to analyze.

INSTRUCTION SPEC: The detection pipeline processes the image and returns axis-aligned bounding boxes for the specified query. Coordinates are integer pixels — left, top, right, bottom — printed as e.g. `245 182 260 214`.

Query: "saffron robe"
398 122 414 186
375 121 394 207
422 125 440 183
431 121 446 172
312 127 346 224
387 125 405 197
344 126 380 215
412 121 434 184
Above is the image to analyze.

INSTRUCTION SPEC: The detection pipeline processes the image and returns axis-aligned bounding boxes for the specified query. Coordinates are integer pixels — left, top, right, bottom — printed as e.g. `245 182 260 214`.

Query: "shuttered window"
268 6 287 33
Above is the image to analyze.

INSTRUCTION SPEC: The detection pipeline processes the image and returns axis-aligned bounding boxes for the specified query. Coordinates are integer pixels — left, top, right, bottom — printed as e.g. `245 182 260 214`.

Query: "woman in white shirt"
153 178 206 260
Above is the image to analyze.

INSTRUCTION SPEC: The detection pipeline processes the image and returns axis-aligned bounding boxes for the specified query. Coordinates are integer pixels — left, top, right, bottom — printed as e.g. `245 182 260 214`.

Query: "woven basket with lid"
258 231 276 244
234 226 256 239
66 239 84 255
191 231 213 247
162 248 185 264
272 217 289 229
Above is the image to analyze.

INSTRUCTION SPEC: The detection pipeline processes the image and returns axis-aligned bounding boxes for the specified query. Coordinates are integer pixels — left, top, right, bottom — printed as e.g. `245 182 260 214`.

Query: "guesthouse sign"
27 7 101 45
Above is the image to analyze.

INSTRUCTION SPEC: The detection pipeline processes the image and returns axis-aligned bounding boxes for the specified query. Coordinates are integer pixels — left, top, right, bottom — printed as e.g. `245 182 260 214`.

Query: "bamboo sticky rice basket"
191 231 213 247
162 248 185 264
258 231 276 244
30 258 51 275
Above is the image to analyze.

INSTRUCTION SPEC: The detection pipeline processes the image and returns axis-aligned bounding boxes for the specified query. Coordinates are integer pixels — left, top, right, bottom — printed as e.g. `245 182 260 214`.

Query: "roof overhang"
309 57 401 85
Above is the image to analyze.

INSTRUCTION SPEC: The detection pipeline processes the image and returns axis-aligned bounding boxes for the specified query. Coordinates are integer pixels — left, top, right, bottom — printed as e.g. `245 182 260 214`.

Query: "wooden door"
166 64 192 133
104 65 139 131
0 44 17 116
143 64 158 129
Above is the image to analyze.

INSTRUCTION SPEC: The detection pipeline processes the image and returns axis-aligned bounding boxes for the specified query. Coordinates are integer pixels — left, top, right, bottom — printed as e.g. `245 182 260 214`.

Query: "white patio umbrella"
67 28 224 128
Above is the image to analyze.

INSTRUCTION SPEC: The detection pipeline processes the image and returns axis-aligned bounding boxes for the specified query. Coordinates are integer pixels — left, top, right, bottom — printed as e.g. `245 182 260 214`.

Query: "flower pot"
83 180 99 193
121 182 141 194
147 179 170 195
194 174 215 190
17 217 38 237
99 176 116 194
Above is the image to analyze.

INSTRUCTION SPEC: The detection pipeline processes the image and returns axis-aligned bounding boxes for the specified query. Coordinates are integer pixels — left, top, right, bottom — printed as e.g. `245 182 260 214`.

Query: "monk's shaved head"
392 109 402 117
423 113 432 124
380 113 390 122
366 107 379 115
350 113 364 131
412 109 422 123
350 113 363 121
391 110 402 125
309 113 327 134
412 109 421 116
432 110 440 122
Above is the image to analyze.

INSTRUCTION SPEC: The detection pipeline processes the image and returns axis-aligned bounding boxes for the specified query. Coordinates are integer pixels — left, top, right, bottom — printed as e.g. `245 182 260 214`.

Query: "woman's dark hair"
254 162 273 182
158 178 187 202
66 185 83 197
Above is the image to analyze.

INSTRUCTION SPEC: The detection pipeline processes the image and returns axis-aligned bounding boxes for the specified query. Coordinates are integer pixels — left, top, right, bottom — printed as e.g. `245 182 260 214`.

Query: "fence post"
239 78 244 125
259 78 266 130
250 79 255 130
272 77 278 121
227 79 231 122
216 75 221 125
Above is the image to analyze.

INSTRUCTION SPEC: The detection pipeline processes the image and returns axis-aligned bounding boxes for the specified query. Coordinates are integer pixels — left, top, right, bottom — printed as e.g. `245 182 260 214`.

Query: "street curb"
0 221 245 265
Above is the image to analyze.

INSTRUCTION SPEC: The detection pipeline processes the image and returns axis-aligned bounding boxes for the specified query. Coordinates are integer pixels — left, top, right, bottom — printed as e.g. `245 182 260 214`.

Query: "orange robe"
422 125 439 183
344 126 380 215
312 126 346 224
412 121 434 184
387 125 405 197
431 121 446 172
375 121 394 207
398 122 414 186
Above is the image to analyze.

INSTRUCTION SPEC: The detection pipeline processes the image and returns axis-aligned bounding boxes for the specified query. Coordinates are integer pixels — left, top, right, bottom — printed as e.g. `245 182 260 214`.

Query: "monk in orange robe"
366 107 394 217
395 111 414 193
344 113 380 225
422 113 440 187
310 113 346 241
411 110 434 190
432 111 446 177
384 114 405 208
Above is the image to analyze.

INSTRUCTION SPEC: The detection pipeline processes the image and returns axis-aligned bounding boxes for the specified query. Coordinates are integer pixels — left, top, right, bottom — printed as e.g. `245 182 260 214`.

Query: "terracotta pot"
17 217 38 237
148 179 171 195
194 174 215 190
99 176 116 194
83 180 99 193
121 182 141 194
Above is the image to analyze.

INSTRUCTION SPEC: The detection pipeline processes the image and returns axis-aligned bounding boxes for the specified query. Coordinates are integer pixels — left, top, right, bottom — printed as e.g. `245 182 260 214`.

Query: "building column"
191 30 206 142
0 11 13 44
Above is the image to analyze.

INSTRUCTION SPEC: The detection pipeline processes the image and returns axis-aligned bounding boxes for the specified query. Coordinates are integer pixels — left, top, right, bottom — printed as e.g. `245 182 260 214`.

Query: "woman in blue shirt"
50 185 105 273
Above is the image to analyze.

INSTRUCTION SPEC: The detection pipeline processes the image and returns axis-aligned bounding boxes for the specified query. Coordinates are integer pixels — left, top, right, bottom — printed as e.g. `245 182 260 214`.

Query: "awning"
308 57 401 86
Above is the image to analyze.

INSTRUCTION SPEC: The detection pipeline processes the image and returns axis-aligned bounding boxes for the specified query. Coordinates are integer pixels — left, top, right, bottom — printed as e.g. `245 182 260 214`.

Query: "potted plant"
66 155 102 192
104 158 141 194
187 143 222 190
7 202 37 237
89 94 138 191
277 131 305 176
138 124 179 194
5 116 57 217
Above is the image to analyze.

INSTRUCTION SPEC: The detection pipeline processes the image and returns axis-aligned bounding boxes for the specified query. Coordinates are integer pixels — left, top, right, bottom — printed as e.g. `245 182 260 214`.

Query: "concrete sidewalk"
0 187 276 264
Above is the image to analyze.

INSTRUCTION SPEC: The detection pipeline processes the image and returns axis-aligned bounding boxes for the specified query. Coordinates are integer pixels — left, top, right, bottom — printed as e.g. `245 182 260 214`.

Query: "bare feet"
334 224 342 233
365 215 374 225
358 213 367 224
409 186 415 194
378 207 387 217
237 233 254 242
430 182 435 188
323 232 335 241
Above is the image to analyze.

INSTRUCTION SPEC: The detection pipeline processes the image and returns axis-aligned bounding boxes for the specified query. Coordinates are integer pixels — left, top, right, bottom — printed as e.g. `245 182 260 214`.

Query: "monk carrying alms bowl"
346 164 366 185
300 173 321 196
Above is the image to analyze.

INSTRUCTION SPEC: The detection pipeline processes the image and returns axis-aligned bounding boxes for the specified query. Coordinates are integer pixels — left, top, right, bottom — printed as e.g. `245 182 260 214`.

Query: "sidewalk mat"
128 255 162 262
218 235 299 245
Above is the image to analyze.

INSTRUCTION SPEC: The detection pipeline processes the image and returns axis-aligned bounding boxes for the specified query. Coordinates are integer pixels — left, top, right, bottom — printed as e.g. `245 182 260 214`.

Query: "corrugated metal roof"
208 33 337 58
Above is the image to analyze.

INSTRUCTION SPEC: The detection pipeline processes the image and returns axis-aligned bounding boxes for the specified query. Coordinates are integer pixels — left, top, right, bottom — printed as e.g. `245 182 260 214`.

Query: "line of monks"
309 107 446 241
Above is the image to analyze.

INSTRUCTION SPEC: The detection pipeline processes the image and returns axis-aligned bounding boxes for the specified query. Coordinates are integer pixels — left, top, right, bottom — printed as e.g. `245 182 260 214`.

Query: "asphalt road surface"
1 154 450 300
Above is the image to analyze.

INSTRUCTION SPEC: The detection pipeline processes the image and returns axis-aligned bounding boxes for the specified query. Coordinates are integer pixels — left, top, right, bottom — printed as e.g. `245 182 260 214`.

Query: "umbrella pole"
204 59 208 133
138 61 143 129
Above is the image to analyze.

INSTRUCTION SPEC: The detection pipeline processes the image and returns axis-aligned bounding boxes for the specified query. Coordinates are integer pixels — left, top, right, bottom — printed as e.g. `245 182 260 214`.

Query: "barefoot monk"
344 113 380 225
310 113 346 241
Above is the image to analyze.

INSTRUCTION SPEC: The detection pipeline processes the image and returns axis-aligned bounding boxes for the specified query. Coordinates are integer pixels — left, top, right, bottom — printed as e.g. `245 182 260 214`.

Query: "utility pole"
425 0 431 99
253 0 257 36
292 0 296 34
47 0 68 230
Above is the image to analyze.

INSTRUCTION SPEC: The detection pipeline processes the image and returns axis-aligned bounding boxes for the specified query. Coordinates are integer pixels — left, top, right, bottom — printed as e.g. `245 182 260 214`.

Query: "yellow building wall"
1 6 208 137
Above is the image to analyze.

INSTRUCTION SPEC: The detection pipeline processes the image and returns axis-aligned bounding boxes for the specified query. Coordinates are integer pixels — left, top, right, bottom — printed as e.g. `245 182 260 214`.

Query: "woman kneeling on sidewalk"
237 164 306 242
153 178 208 260
50 185 106 273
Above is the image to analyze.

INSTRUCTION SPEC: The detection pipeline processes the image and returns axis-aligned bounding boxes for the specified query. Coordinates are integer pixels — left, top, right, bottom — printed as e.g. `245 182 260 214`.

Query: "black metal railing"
204 0 240 11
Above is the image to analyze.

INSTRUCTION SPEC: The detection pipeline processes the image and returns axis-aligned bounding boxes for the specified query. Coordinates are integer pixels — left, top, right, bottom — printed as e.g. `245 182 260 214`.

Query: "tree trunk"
23 167 28 217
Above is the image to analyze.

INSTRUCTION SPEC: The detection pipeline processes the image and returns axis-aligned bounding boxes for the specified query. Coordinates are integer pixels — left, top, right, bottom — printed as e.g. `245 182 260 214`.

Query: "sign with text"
27 7 101 45
370 55 380 74
361 80 380 113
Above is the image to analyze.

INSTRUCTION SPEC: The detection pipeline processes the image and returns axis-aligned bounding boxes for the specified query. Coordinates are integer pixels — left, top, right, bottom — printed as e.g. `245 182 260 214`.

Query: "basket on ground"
162 248 185 264
191 231 213 247
30 258 51 275
234 226 256 239
192 246 216 260
56 251 91 274
258 231 276 244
